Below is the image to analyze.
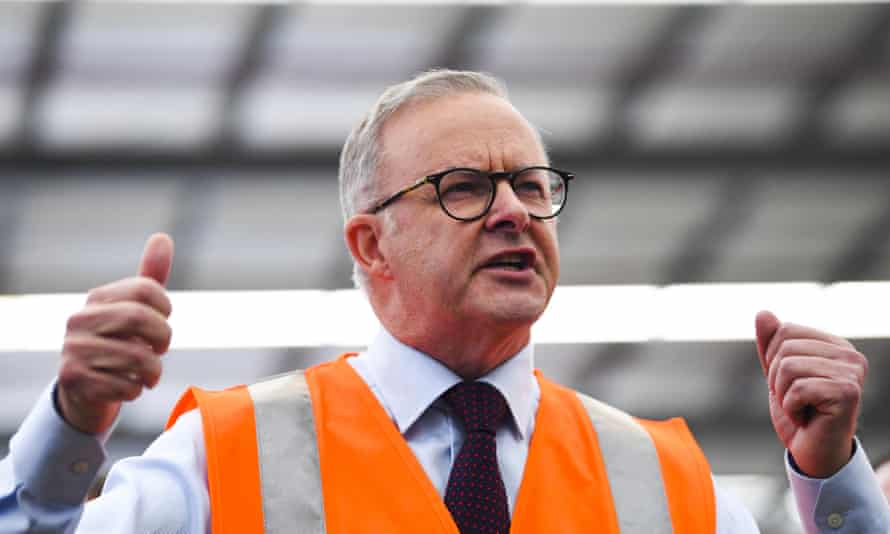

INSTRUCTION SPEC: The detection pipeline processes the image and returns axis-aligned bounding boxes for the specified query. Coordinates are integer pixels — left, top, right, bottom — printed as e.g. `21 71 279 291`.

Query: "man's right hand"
57 233 175 435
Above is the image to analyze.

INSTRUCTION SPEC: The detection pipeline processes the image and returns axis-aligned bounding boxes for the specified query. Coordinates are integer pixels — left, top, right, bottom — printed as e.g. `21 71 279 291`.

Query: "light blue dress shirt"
2 328 889 533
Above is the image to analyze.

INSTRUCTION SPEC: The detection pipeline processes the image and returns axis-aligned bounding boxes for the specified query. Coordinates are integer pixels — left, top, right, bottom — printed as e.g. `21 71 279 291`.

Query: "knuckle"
110 346 138 368
132 278 159 304
778 355 798 375
61 336 94 358
57 365 82 390
86 284 114 304
160 293 173 318
65 311 89 332
788 379 806 398
122 383 143 402
775 324 792 342
837 379 860 401
775 339 791 359
838 347 861 362
160 322 173 345
123 305 150 331
145 361 162 383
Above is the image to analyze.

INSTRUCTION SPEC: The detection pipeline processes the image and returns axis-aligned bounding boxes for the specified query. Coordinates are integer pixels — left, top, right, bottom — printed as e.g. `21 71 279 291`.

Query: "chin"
473 294 547 325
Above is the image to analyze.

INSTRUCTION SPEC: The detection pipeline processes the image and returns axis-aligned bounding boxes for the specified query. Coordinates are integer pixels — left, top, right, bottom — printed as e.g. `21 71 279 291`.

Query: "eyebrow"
422 161 546 176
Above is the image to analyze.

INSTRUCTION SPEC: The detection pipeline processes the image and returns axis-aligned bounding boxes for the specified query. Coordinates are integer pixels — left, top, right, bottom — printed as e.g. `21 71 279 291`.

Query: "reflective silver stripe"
248 371 326 534
575 392 673 534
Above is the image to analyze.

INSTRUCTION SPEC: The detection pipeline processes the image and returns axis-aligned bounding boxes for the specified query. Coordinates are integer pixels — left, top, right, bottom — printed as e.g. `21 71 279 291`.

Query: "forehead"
379 92 546 180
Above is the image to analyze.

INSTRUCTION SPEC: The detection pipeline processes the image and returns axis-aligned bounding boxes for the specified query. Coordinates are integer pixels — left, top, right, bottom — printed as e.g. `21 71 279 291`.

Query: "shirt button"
70 460 90 475
827 512 845 529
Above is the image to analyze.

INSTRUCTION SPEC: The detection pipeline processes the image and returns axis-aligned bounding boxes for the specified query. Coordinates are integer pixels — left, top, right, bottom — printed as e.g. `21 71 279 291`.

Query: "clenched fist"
57 233 174 435
755 310 867 478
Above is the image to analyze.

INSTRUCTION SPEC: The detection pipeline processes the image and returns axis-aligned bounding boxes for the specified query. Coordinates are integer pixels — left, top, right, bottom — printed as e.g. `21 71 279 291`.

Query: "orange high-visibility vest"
167 354 715 534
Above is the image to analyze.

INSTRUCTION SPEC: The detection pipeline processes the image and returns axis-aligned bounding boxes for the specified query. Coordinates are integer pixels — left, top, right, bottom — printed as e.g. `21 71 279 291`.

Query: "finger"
63 334 163 388
139 233 174 287
67 302 173 354
75 368 145 404
755 310 781 374
87 276 172 318
763 321 854 375
781 376 860 427
59 364 144 405
773 356 862 407
767 339 866 395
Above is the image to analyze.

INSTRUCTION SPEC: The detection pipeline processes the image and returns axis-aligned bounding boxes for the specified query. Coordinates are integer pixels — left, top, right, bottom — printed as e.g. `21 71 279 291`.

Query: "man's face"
374 92 560 335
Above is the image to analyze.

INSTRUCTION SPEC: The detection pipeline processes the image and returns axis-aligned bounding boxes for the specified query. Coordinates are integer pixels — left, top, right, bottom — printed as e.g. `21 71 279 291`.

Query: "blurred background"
1 0 889 530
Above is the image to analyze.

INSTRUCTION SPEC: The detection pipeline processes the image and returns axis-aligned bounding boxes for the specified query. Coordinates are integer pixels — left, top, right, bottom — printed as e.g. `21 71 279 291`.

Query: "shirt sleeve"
74 409 209 534
0 382 109 532
0 382 210 534
788 438 890 534
713 476 761 534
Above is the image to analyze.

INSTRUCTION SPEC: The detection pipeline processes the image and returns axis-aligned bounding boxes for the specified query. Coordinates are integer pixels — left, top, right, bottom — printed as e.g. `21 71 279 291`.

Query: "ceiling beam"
824 182 890 282
216 3 286 149
791 5 890 146
163 175 218 291
0 181 27 293
1 146 887 175
17 0 71 149
598 5 712 150
660 173 757 284
427 4 505 71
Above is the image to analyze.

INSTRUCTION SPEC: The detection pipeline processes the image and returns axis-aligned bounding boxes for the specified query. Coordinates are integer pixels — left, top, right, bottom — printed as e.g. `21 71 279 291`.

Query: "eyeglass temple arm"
370 176 434 213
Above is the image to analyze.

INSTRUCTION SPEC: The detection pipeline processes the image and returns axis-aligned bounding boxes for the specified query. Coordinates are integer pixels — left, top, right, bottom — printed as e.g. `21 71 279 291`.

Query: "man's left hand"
755 310 868 478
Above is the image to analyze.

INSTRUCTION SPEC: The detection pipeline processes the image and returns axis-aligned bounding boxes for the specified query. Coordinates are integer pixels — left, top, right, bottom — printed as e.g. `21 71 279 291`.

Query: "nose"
484 179 531 234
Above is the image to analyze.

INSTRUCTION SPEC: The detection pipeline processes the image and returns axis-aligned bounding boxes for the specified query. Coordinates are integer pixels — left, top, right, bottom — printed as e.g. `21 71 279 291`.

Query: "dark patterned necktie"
443 381 510 534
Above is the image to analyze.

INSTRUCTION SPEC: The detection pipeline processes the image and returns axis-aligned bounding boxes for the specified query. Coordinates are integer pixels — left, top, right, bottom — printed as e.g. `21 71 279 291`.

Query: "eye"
516 180 545 196
514 171 550 199
439 171 489 201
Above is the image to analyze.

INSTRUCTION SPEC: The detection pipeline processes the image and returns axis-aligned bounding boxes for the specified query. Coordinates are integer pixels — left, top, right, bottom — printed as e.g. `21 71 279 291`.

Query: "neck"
387 319 530 380
368 282 534 379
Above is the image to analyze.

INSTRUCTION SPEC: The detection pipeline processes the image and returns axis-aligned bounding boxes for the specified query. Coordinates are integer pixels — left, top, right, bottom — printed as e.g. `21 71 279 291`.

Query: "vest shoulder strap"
248 371 326 533
574 388 716 534
166 371 325 534
166 383 266 534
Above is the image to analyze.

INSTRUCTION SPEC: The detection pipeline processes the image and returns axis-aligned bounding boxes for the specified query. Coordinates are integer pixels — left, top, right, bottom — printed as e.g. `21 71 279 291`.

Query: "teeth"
485 252 532 270
500 254 522 263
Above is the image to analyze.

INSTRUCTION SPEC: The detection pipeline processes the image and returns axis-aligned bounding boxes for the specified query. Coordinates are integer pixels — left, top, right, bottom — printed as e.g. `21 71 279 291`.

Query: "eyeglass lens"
438 169 566 220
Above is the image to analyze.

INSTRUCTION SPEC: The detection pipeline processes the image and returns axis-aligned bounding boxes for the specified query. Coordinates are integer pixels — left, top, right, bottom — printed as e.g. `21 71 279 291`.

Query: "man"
1 70 888 533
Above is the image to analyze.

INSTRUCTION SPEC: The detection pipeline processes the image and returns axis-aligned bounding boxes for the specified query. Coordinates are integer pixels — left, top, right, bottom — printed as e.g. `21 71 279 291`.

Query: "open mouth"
481 251 535 272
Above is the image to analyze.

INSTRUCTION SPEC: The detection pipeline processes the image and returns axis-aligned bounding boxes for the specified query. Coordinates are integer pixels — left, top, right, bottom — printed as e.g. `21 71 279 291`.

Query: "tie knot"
444 381 508 435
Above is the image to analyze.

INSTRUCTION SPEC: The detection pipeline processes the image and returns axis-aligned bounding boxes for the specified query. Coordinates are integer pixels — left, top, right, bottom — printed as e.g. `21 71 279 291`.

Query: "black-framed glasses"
369 166 574 222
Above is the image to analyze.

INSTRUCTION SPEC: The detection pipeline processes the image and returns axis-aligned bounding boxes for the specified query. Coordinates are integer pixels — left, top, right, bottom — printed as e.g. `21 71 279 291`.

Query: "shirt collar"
362 328 535 440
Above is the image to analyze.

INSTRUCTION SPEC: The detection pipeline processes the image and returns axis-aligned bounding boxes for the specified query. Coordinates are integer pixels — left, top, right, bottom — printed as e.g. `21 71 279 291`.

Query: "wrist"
54 384 118 435
790 439 856 479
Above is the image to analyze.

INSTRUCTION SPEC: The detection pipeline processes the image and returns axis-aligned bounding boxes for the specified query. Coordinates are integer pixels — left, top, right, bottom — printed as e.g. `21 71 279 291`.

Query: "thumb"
754 310 781 375
139 233 174 287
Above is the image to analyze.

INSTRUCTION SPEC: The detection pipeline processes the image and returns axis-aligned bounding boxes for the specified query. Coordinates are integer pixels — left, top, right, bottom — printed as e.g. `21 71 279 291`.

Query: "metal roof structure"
1 2 889 529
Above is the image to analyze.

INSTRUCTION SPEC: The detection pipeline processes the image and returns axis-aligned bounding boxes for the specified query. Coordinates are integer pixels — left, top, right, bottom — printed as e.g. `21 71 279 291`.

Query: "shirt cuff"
787 437 890 533
9 381 111 506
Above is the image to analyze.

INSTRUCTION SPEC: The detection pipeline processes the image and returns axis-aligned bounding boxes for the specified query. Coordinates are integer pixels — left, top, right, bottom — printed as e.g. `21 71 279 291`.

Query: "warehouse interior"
1 1 889 530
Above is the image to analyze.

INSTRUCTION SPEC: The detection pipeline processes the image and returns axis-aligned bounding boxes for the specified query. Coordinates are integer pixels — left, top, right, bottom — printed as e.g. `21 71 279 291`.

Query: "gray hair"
338 69 511 288
338 69 509 221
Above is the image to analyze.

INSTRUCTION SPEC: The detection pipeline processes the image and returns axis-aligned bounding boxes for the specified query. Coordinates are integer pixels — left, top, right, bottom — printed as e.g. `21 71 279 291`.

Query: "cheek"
389 227 450 289
538 225 560 274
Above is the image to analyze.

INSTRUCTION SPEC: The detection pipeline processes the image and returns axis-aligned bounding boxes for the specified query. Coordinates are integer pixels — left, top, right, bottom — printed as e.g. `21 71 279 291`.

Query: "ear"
344 214 393 281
